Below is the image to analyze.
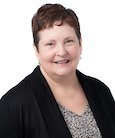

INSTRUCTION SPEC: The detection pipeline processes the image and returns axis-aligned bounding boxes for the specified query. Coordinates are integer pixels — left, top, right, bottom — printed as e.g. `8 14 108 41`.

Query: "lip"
54 59 70 64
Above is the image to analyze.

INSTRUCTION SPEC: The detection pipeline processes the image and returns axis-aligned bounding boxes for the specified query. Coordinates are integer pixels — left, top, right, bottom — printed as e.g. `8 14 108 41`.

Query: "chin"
54 69 74 77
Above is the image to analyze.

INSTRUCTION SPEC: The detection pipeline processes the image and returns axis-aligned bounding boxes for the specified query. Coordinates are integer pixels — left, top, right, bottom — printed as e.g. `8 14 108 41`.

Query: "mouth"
54 60 70 64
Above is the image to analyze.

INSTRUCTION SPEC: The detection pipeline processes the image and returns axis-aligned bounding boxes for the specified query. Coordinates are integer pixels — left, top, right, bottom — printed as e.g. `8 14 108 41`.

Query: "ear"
79 38 82 55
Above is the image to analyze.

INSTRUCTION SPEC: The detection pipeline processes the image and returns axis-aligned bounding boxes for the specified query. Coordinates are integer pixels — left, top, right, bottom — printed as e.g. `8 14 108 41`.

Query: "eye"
67 40 73 43
65 39 74 45
45 42 54 47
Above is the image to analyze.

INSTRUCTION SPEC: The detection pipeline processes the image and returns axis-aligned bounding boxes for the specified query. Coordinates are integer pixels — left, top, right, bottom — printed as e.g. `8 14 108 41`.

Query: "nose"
56 44 67 57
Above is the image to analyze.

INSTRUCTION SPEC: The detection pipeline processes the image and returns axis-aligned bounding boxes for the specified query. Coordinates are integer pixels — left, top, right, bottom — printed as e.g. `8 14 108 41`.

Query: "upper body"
0 3 115 138
0 66 115 138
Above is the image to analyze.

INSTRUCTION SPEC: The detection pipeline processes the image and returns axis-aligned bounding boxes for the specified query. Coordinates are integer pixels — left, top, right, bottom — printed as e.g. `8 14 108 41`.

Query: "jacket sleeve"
0 90 23 138
0 95 20 138
104 87 115 123
90 76 115 124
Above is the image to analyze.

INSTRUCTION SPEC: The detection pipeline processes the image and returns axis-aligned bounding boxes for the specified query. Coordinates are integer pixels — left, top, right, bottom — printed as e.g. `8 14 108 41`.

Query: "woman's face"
36 23 82 79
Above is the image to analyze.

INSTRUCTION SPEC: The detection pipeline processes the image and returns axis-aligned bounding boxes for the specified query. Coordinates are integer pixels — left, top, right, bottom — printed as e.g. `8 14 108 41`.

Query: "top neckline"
58 102 90 117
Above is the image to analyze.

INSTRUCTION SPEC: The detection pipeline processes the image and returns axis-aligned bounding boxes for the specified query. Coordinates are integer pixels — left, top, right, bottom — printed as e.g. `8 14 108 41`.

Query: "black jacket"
0 66 115 138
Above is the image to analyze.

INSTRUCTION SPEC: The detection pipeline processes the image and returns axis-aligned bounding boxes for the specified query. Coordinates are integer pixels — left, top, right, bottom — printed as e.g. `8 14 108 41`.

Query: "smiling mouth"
54 60 70 64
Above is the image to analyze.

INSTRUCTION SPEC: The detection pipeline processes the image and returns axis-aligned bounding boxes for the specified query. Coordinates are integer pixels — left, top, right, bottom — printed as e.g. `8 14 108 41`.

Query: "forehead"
39 23 76 41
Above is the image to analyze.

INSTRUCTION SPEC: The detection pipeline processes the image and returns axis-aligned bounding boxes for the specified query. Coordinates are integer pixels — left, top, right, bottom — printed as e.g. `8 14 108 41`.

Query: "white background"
0 0 115 98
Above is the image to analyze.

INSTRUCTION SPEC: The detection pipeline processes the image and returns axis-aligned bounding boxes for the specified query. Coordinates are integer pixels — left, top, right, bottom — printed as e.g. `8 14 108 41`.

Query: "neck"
40 66 80 97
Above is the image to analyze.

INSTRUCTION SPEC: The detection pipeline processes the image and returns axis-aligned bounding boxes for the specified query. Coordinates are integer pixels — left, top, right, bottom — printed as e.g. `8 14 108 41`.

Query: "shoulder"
0 66 39 103
0 66 43 110
77 70 110 91
86 74 110 91
0 76 32 109
77 70 115 105
77 70 114 100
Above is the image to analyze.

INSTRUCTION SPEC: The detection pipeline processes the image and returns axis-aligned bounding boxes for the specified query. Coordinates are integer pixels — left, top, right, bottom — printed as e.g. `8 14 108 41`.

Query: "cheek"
38 51 55 62
69 48 81 58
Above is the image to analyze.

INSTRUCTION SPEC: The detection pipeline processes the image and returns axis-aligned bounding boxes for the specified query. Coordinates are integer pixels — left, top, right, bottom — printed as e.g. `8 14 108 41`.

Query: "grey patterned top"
58 103 102 138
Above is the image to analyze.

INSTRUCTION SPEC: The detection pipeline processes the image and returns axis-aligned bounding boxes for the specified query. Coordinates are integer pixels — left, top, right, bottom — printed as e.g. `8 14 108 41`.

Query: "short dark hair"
32 4 81 47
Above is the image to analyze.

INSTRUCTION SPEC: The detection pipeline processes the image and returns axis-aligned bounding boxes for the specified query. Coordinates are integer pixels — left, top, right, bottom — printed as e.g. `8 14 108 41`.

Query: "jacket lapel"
76 70 115 138
28 66 72 138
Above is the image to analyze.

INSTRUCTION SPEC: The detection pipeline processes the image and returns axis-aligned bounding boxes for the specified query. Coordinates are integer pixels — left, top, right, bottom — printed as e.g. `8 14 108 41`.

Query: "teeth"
55 60 69 64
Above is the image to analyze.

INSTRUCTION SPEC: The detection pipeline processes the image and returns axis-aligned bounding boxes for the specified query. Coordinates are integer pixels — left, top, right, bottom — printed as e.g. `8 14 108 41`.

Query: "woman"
0 3 115 138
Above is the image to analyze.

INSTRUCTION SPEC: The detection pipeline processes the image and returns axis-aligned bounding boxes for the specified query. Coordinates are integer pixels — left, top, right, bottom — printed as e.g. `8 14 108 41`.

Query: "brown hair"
32 4 81 47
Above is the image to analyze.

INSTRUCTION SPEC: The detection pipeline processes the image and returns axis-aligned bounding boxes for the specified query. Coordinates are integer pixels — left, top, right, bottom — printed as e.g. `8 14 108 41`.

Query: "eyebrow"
43 36 76 43
64 36 75 40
